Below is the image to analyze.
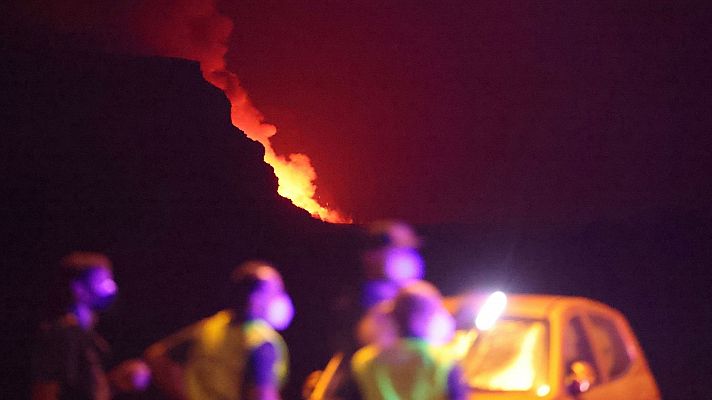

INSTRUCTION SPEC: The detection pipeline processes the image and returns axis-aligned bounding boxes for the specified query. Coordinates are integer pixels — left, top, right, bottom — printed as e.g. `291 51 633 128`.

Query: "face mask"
383 248 425 282
425 309 455 345
265 293 294 331
83 269 118 311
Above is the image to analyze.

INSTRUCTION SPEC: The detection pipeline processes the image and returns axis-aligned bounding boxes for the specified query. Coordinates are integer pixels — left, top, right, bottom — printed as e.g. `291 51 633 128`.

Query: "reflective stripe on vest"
352 338 454 400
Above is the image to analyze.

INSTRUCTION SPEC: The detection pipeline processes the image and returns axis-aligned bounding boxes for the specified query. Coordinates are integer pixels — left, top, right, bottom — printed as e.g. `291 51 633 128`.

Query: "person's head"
229 260 294 330
363 220 421 250
361 220 424 283
392 281 454 344
60 251 117 311
362 245 425 282
361 247 425 308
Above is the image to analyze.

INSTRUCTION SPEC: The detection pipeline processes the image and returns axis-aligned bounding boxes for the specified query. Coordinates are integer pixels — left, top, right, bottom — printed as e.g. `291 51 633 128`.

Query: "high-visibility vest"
352 338 455 400
185 311 288 400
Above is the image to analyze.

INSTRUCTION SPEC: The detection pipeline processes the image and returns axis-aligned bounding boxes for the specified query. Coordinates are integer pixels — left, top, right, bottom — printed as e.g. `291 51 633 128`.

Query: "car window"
462 319 548 392
562 316 600 384
587 314 631 380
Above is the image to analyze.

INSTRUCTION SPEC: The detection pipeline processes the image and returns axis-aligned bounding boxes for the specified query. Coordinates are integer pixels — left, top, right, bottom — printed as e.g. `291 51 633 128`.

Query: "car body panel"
307 293 660 400
452 294 660 400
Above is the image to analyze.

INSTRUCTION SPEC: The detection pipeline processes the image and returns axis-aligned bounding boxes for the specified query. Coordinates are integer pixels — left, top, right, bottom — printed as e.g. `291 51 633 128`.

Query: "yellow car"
305 292 660 400
448 293 661 399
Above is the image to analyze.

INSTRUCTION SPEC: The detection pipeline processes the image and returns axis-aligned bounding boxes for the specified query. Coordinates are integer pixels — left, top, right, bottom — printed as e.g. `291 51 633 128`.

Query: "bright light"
536 384 551 397
475 291 507 331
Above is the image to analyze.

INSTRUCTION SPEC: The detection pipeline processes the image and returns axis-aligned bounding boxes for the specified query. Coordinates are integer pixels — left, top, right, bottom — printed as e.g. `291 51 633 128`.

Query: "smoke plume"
10 0 349 223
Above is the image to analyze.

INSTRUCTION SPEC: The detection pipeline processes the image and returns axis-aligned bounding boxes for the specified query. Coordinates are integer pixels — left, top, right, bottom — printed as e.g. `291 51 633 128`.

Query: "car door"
582 311 659 399
559 311 608 400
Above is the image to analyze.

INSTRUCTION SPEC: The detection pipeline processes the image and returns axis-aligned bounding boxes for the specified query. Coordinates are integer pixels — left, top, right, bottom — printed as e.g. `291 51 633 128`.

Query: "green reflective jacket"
185 311 288 400
352 338 455 400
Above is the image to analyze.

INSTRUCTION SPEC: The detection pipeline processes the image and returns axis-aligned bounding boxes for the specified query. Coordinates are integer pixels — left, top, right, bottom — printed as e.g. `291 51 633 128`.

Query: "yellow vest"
185 311 288 400
352 338 454 400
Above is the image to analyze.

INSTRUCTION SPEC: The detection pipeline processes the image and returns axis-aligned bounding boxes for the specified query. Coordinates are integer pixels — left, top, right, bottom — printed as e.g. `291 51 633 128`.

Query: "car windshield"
462 318 548 392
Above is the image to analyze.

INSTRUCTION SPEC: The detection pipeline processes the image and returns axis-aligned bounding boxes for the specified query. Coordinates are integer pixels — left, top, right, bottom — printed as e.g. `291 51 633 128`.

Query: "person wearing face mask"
144 260 293 400
303 221 433 400
31 252 151 400
350 281 464 400
360 220 423 310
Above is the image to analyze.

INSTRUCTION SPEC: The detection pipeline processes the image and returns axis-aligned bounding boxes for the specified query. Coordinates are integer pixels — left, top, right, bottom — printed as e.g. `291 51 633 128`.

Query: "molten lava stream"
265 150 351 224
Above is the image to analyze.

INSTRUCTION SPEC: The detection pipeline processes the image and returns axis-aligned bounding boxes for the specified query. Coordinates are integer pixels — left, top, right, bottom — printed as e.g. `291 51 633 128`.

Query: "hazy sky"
218 1 711 223
5 1 711 224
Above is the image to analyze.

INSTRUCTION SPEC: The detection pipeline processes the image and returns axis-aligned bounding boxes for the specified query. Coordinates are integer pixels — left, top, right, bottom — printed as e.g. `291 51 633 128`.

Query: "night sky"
5 1 711 224
223 1 711 223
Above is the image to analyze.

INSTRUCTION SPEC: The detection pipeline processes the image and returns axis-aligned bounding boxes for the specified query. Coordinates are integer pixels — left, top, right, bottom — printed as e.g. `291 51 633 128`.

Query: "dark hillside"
1 40 361 399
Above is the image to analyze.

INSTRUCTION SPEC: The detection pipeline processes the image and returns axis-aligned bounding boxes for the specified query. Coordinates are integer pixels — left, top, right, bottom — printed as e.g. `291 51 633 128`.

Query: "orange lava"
129 0 349 223
207 69 350 224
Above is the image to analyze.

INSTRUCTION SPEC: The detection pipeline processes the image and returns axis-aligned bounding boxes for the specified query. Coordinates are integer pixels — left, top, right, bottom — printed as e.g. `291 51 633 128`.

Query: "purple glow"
88 268 117 297
97 278 117 297
130 362 151 391
265 293 294 331
383 248 424 282
362 280 399 309
426 310 455 345
84 267 118 310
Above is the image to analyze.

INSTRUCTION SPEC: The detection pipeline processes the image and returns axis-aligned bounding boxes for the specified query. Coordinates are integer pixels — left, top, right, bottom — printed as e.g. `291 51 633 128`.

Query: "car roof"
446 293 615 321
502 294 563 319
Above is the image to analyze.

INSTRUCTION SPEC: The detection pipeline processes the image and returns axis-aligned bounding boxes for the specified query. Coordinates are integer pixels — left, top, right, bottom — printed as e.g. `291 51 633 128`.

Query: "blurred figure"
144 261 293 400
305 221 429 400
350 282 463 400
363 220 422 250
31 252 150 400
360 220 423 309
356 220 426 348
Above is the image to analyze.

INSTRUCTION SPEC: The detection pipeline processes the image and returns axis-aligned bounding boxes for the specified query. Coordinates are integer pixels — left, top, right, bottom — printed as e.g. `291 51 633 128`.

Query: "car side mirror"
302 370 323 399
565 360 597 395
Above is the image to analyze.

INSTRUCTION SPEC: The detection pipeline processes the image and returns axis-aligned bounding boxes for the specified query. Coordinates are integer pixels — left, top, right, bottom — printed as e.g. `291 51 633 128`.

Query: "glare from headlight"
475 291 507 331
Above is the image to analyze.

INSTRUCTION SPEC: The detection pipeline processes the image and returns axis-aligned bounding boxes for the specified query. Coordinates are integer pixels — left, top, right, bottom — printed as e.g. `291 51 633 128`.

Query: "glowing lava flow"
128 0 349 223
265 150 348 223
205 69 350 223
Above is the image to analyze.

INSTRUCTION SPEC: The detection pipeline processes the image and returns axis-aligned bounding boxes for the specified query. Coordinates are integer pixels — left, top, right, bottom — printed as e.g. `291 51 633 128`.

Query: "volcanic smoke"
129 0 350 223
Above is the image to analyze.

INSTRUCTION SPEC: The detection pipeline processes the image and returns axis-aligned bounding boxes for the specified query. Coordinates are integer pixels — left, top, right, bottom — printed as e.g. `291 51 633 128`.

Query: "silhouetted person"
360 220 423 309
328 220 425 351
144 261 293 400
304 221 431 399
31 252 150 400
350 281 464 400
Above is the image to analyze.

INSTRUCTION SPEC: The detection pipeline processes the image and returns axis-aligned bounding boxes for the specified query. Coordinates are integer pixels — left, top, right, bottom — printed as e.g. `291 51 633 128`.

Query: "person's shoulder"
200 310 232 329
351 344 380 373
178 311 231 347
243 319 283 349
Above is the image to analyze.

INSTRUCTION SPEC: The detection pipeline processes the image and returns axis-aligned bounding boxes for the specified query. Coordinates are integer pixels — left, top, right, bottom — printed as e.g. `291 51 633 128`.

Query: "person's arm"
30 326 64 400
143 324 197 400
245 342 280 400
447 365 466 400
